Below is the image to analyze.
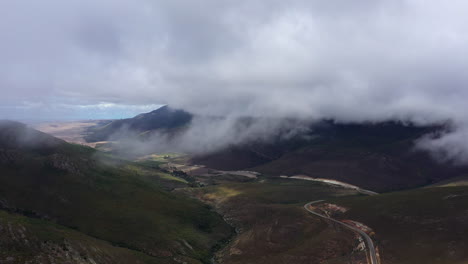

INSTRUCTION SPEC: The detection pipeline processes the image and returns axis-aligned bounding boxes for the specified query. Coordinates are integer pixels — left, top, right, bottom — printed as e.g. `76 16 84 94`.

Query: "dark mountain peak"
134 105 189 119
128 106 192 130
85 106 193 142
149 104 170 114
134 105 169 119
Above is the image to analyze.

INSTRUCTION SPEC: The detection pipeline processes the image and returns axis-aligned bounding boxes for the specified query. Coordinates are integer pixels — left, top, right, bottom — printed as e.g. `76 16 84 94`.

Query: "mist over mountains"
2 0 468 162
84 106 458 166
75 106 468 193
84 106 314 156
4 1 468 263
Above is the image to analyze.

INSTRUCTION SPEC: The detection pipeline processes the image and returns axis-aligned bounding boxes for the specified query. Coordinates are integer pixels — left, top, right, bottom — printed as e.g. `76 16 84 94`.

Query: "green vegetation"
0 122 232 263
0 210 164 264
195 178 360 205
6 120 468 263
125 163 189 190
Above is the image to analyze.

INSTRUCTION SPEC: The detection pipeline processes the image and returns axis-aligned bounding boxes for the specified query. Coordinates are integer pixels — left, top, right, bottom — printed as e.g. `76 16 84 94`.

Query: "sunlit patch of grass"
124 164 188 184
204 187 243 202
200 178 360 206
437 181 468 187
140 153 186 163
159 172 189 183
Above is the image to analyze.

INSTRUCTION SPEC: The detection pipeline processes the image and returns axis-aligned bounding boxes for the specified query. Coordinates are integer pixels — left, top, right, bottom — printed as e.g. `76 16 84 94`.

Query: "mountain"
0 209 161 264
0 121 231 263
192 121 468 192
84 105 192 142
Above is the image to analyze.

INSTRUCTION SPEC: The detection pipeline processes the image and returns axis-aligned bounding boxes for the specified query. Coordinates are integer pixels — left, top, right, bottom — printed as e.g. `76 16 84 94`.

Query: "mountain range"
83 107 468 192
4 107 468 264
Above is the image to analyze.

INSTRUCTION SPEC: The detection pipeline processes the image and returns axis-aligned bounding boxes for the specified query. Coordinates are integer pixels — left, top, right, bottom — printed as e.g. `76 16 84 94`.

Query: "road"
280 175 379 196
304 201 379 264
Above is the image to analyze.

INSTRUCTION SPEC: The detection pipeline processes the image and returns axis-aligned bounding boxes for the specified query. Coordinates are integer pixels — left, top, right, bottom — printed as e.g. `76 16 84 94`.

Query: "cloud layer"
2 0 468 161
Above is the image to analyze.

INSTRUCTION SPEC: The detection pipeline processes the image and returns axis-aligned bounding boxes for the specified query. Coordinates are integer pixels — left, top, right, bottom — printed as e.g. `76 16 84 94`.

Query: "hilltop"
84 106 192 142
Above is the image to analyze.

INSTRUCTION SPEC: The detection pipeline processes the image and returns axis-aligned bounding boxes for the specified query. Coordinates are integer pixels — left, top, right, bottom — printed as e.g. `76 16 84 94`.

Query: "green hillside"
0 210 163 264
0 121 232 263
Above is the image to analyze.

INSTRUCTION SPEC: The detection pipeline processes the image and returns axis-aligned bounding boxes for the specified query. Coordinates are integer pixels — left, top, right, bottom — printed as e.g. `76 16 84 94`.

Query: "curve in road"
304 201 379 264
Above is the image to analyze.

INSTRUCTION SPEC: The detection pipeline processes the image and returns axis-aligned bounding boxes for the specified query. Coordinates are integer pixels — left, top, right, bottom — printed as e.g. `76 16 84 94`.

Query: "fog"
108 116 314 157
2 1 468 161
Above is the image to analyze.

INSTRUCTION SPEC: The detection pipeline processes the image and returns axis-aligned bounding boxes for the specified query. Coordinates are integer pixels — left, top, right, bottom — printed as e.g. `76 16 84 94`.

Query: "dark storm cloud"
1 0 468 160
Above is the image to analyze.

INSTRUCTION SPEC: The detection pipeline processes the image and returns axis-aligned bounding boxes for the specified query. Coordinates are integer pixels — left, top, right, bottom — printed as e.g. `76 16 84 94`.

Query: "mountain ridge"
84 105 193 142
192 121 467 192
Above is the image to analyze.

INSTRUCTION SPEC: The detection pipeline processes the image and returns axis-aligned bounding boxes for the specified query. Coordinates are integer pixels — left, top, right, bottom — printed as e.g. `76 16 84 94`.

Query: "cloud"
2 0 468 160
415 122 468 164
107 116 313 157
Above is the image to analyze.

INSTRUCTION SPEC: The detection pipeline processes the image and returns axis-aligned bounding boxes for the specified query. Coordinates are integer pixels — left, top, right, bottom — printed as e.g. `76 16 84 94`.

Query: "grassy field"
330 186 468 264
193 178 361 205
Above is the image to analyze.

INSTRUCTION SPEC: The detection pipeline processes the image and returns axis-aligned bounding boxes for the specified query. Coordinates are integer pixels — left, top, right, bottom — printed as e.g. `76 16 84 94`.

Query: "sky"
2 0 468 160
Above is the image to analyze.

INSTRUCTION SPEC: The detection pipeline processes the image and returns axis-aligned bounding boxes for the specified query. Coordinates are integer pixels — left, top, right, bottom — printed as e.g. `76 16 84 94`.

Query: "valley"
3 2 468 263
5 114 468 264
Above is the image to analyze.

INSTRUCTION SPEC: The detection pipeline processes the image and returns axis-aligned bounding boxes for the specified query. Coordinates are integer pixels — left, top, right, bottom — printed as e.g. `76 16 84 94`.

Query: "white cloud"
2 0 468 160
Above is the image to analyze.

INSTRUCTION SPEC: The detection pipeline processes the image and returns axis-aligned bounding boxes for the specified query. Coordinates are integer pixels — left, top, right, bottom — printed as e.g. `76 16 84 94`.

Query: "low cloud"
108 116 313 157
416 123 468 164
2 1 468 161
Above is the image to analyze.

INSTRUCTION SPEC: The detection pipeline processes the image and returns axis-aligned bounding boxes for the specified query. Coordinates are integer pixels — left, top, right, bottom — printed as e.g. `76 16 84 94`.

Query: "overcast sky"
2 0 468 159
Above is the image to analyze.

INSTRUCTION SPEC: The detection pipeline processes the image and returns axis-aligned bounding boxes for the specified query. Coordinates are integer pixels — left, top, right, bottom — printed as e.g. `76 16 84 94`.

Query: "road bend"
304 201 379 264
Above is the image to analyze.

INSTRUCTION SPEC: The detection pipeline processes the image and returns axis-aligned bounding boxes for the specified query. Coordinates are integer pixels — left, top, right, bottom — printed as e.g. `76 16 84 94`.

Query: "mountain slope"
84 106 192 142
0 121 231 263
193 122 468 192
330 185 468 264
0 210 162 264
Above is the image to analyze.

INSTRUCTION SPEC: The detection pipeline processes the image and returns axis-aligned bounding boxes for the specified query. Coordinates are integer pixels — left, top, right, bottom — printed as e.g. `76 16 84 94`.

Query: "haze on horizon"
2 0 468 161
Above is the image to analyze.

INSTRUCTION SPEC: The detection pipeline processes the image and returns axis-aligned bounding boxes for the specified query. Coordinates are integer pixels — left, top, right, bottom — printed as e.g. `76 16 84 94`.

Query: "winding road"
304 201 379 264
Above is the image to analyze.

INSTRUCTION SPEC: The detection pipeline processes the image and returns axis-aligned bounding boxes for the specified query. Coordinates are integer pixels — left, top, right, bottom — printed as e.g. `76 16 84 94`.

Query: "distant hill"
192 121 468 192
0 121 231 263
84 106 192 142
